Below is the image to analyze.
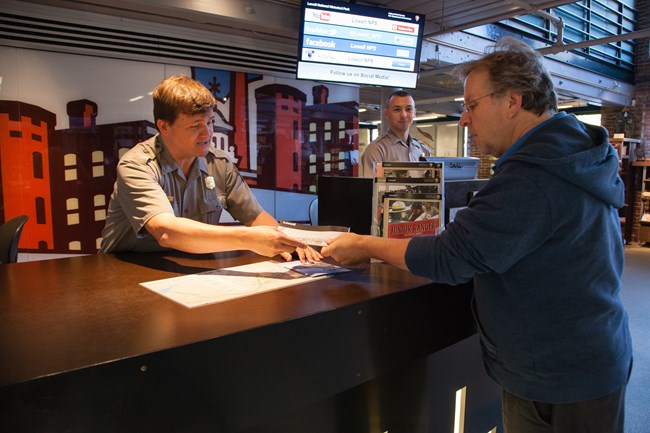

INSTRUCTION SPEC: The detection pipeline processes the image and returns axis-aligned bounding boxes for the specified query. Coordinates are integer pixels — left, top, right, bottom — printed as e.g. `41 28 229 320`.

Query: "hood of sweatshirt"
495 112 624 209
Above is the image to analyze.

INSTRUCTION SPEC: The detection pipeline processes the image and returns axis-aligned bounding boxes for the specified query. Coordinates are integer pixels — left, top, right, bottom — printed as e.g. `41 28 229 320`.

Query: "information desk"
0 251 500 432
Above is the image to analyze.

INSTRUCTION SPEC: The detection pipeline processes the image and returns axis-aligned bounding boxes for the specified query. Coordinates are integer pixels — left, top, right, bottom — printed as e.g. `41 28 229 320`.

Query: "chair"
309 198 318 226
0 215 29 264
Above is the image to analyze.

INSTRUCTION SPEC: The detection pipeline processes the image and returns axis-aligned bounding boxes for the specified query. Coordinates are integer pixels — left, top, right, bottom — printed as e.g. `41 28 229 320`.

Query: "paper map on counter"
140 260 350 308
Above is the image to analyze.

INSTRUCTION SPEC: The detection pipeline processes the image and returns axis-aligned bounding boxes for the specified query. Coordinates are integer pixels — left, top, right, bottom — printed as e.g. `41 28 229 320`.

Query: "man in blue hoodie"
322 37 632 433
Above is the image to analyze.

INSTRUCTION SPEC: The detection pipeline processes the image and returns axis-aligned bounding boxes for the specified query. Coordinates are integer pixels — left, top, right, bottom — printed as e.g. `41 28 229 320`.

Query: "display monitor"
318 175 373 235
297 0 425 88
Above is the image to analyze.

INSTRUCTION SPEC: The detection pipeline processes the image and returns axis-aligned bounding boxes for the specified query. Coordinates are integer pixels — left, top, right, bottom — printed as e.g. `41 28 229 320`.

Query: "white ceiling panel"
14 0 645 121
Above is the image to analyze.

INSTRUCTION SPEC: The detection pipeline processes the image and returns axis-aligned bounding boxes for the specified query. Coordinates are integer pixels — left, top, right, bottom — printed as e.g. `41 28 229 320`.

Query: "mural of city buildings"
0 66 359 255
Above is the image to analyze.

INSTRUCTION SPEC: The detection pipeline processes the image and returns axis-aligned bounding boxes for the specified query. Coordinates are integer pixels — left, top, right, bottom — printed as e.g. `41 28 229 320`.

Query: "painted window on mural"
33 152 44 179
64 154 77 181
66 198 80 226
94 195 107 222
92 150 104 178
35 197 46 225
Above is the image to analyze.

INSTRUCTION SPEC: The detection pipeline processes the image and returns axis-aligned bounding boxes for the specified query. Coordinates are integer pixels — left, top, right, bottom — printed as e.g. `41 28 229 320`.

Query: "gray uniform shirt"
99 134 263 253
360 129 431 177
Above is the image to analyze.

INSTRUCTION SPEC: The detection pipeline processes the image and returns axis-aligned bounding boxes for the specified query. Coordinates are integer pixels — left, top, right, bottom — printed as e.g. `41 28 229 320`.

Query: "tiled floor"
621 244 650 433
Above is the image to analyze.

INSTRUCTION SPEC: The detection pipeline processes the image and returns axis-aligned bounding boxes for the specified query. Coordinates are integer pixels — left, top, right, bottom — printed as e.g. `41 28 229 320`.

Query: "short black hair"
385 90 413 108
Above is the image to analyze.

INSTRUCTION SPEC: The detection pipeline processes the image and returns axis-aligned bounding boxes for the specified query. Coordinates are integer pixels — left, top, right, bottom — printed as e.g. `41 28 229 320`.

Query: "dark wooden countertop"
0 251 476 432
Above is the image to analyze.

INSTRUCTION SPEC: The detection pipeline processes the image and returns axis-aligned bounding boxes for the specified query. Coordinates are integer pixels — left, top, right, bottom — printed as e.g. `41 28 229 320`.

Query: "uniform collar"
155 134 210 177
387 129 411 147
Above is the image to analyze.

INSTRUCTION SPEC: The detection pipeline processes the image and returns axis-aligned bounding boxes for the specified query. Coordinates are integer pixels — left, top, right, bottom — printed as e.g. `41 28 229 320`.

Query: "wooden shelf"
612 137 646 244
611 137 642 163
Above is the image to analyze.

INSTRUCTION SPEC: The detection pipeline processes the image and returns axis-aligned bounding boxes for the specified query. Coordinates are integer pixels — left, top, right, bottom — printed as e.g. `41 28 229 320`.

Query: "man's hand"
280 245 323 263
320 233 370 266
321 233 410 269
246 226 306 258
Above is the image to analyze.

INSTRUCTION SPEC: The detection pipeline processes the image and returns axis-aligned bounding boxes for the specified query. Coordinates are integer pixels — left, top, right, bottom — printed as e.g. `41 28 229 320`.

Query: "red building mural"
0 67 359 256
0 100 154 254
49 99 155 253
0 101 56 251
255 84 306 191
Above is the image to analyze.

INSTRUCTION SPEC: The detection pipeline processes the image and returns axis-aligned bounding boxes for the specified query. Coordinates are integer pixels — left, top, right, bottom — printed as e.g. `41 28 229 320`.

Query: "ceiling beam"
539 29 650 55
417 31 635 105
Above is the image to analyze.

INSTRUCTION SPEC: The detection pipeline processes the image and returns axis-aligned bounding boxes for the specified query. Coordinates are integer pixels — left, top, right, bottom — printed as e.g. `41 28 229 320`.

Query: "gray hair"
455 37 557 115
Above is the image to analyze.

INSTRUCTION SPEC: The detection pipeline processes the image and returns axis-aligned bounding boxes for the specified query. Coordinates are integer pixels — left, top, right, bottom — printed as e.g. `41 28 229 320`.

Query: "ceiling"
267 0 644 123
325 0 645 123
18 0 647 123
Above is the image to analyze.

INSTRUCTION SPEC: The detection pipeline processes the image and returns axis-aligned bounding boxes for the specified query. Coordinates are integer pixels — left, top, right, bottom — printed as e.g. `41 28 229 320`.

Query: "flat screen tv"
297 0 425 88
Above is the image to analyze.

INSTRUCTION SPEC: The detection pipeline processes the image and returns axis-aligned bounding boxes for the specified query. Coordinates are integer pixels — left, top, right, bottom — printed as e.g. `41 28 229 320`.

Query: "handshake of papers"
278 221 349 247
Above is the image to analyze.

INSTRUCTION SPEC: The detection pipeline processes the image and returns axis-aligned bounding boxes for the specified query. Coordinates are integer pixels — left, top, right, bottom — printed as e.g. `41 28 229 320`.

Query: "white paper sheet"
140 260 349 308
277 223 348 247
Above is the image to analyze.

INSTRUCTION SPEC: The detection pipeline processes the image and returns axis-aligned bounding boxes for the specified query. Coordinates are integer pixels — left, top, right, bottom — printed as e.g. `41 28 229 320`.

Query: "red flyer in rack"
385 218 440 239
382 193 442 238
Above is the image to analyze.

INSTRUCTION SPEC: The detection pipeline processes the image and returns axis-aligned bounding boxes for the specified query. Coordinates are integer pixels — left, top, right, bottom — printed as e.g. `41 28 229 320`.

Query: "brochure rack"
371 161 445 238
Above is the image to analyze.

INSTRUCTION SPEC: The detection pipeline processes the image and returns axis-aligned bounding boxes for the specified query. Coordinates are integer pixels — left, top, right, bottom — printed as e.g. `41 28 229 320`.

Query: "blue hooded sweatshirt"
406 112 632 403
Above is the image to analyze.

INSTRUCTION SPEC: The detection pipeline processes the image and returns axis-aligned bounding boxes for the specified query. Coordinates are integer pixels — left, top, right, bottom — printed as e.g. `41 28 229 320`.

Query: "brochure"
382 192 442 238
376 161 443 182
371 161 445 237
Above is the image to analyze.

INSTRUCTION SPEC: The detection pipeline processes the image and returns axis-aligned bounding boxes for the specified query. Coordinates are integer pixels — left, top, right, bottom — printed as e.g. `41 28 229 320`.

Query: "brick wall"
602 0 649 144
468 140 494 179
602 0 649 242
636 0 649 146
634 0 650 243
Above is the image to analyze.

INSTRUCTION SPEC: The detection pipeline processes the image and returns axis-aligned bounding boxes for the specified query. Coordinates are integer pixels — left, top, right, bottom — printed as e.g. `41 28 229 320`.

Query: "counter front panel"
0 251 499 432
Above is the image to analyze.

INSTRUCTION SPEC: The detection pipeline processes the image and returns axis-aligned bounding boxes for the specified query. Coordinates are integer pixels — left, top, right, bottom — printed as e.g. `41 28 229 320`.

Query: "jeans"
502 385 626 433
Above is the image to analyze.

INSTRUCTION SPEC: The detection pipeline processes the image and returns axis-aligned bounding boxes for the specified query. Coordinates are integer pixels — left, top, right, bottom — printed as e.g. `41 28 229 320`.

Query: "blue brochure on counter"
277 260 351 277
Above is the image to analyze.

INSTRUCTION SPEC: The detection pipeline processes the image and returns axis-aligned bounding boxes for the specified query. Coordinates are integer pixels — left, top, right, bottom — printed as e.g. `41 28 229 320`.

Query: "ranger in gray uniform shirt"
360 90 431 177
99 75 319 262
99 135 262 252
